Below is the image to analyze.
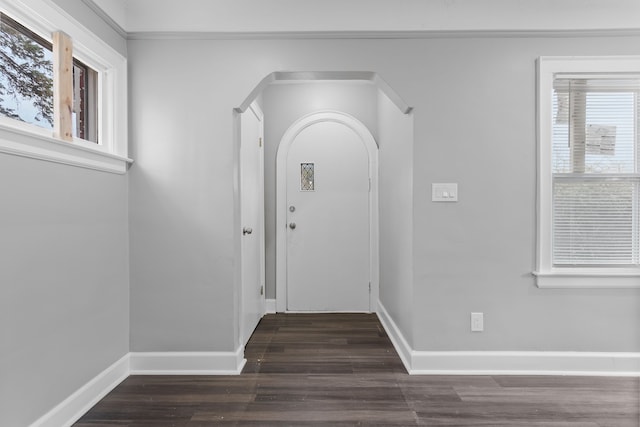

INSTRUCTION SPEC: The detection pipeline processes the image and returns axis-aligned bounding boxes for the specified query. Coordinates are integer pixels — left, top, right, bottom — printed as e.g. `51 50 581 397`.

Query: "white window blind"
552 78 640 266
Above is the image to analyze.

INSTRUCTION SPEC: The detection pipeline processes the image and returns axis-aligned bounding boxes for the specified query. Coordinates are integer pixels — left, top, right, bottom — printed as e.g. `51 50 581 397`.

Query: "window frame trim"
535 56 640 288
0 0 130 174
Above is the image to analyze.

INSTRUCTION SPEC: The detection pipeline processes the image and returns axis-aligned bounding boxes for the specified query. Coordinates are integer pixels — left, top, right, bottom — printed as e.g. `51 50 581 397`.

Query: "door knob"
289 222 296 230
243 227 253 235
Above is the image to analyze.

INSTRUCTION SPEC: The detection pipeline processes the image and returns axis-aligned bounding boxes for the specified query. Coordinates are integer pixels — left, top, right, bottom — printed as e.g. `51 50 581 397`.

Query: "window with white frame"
536 57 640 288
0 0 129 173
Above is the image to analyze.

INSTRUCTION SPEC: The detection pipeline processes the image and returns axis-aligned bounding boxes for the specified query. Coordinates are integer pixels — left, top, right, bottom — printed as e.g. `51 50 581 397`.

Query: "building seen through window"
551 78 639 266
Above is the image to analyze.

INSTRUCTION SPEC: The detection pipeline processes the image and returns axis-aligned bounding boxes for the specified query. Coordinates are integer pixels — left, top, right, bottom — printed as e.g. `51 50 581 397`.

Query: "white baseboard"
377 299 640 377
376 300 412 373
29 353 130 427
129 347 246 375
265 298 276 314
29 348 247 427
410 351 640 376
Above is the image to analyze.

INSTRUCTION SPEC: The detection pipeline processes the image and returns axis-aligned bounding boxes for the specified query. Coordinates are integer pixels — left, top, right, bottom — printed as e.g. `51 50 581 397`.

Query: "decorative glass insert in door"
301 163 314 191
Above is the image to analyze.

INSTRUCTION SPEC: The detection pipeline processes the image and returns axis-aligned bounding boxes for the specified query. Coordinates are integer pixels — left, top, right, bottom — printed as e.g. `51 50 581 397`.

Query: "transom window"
0 13 98 142
536 57 640 288
0 0 129 174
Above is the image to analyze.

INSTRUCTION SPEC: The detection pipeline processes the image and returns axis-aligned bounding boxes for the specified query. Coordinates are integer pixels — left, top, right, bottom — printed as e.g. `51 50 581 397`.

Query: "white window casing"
535 56 640 288
0 0 130 173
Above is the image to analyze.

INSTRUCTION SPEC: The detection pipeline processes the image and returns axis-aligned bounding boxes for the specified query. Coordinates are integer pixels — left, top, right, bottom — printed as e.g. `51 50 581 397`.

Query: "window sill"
0 122 132 174
533 270 640 289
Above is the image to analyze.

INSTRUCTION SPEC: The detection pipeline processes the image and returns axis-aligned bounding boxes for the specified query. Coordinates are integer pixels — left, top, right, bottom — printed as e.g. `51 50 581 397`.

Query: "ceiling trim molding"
81 0 127 39
126 28 640 41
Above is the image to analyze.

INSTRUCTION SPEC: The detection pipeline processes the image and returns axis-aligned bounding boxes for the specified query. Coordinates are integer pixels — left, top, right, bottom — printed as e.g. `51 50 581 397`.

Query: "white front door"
285 120 371 312
240 103 265 346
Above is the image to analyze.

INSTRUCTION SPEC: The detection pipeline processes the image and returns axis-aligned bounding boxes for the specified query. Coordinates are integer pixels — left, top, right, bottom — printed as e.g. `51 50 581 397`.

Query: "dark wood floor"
76 313 640 426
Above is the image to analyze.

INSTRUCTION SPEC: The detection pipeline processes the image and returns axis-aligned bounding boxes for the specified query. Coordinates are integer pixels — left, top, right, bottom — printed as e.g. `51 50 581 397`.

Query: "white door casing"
240 102 266 346
276 111 379 312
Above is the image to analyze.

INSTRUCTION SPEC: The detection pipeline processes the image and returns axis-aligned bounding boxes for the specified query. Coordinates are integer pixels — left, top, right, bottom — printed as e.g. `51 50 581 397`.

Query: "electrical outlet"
471 312 484 332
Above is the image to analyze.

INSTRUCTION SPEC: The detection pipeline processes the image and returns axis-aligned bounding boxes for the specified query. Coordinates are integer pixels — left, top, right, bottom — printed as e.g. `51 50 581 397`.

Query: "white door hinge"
259 137 262 147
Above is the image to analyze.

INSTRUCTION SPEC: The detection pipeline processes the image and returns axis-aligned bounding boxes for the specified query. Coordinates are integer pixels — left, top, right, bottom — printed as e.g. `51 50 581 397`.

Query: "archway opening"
234 71 414 347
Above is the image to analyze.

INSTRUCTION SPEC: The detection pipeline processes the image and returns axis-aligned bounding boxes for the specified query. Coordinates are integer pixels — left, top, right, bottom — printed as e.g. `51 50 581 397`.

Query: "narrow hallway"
243 313 405 375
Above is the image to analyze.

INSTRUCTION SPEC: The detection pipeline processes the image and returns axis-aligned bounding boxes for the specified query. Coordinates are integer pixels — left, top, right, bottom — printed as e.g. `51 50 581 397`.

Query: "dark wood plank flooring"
75 313 640 426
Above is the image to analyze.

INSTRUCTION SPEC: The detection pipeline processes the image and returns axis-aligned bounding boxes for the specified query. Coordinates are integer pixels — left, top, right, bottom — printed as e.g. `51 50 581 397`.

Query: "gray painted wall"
128 36 640 354
0 155 129 427
378 91 414 347
410 37 640 351
261 82 380 300
0 5 129 425
128 40 242 351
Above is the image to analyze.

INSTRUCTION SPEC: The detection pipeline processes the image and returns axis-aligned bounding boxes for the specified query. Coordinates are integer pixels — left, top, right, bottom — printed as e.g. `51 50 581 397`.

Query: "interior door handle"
243 227 253 235
289 222 296 230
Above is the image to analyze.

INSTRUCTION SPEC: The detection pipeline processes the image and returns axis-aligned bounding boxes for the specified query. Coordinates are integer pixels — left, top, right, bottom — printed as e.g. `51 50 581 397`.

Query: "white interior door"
240 103 265 346
286 120 371 311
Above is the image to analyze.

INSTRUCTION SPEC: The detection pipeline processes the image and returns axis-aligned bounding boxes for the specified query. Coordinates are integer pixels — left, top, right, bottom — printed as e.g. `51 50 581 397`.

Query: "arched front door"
276 112 378 312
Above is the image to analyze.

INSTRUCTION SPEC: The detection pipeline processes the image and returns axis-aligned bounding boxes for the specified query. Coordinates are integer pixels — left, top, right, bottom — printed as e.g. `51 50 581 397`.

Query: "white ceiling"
90 0 640 34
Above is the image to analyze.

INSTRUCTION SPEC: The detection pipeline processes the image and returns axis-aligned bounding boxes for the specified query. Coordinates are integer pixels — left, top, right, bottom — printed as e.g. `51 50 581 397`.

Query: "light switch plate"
432 183 458 202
